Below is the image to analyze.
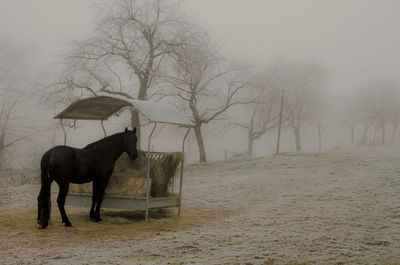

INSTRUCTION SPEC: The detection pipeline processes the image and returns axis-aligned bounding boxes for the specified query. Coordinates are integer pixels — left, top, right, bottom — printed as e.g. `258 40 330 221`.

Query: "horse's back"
43 146 98 183
41 146 72 170
46 146 77 163
42 146 77 179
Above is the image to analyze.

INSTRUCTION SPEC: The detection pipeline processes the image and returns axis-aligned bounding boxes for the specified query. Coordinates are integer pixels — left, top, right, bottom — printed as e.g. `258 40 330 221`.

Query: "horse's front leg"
90 180 99 221
92 178 109 222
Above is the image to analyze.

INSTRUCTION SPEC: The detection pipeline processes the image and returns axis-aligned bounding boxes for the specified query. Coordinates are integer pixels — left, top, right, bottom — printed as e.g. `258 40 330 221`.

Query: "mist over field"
1 0 399 165
0 1 399 264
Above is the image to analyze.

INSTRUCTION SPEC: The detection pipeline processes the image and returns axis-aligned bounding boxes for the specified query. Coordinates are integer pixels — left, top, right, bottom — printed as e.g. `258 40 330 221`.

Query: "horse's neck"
83 134 124 162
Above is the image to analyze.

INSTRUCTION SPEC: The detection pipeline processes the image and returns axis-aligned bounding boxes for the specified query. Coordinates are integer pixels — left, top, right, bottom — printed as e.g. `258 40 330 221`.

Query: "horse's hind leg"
89 180 99 220
37 178 52 229
37 199 41 224
56 182 72 227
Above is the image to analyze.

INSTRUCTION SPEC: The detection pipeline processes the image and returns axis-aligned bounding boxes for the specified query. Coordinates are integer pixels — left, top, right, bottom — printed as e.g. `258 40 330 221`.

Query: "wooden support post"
276 91 285 155
60 118 66 145
178 127 191 216
101 120 107 137
145 123 157 222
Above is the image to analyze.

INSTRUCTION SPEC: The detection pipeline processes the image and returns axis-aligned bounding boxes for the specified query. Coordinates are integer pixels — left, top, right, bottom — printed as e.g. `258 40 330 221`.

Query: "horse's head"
123 127 138 160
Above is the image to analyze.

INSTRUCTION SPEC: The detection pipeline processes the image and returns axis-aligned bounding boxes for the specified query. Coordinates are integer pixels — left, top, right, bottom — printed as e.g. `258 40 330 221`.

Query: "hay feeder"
54 95 193 222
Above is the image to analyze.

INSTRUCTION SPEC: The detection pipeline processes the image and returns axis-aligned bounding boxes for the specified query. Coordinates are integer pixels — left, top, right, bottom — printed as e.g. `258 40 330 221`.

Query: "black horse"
37 128 138 229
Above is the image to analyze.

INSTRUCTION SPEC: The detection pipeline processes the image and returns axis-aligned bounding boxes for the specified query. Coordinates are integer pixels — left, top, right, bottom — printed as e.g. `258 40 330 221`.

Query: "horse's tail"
37 151 52 229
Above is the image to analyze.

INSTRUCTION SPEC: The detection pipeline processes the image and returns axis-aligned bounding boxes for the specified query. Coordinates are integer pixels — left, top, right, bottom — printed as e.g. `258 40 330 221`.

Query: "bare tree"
54 0 192 147
0 39 40 169
282 60 326 152
354 89 375 145
388 87 400 143
0 90 18 168
377 84 398 144
165 36 248 162
233 70 283 156
310 104 329 151
337 96 359 146
352 84 398 145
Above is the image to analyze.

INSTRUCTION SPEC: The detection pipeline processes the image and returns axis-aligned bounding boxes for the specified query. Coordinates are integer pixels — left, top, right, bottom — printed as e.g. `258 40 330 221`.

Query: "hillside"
1 145 399 264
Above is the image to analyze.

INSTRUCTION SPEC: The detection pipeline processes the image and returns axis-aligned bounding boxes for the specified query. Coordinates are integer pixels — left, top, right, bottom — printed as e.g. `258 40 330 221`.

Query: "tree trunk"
361 124 369 145
292 126 302 152
0 130 5 170
318 126 322 151
247 133 254 156
382 122 386 144
194 124 207 162
350 125 355 146
391 122 398 144
130 109 141 150
138 86 148 101
248 106 256 157
137 76 149 99
130 80 150 150
0 149 3 169
372 126 379 145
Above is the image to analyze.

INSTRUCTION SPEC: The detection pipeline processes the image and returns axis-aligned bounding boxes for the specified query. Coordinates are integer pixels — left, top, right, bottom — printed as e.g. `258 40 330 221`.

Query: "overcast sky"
1 0 399 94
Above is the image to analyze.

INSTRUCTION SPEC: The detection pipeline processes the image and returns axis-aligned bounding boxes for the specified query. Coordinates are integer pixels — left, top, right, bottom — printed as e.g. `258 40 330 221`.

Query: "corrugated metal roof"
54 95 194 127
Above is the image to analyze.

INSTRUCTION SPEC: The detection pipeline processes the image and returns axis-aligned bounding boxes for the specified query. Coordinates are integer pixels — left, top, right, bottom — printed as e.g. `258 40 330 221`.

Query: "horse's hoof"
37 224 47 229
90 213 102 222
89 215 96 221
64 221 72 227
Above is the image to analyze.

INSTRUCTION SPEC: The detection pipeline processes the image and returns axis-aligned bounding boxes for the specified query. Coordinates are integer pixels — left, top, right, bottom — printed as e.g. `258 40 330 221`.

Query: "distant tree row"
340 83 400 145
232 60 326 156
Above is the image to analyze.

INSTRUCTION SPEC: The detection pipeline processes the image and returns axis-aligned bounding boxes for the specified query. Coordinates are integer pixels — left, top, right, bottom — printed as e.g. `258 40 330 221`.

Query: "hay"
69 151 184 198
114 151 148 173
150 152 184 197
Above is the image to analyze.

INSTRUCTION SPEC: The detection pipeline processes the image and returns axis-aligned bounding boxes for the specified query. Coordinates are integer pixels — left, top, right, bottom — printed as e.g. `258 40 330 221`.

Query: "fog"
184 0 400 93
2 2 400 263
1 0 400 166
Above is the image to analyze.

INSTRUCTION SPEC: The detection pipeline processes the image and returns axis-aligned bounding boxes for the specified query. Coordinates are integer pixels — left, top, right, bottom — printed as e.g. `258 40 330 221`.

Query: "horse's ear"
133 127 136 134
125 127 128 133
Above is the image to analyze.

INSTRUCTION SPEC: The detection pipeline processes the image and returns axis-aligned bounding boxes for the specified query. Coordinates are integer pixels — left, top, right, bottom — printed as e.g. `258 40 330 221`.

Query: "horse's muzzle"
129 153 138 160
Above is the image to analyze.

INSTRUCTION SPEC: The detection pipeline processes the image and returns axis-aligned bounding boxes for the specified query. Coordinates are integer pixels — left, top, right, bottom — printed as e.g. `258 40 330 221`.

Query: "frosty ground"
0 145 399 264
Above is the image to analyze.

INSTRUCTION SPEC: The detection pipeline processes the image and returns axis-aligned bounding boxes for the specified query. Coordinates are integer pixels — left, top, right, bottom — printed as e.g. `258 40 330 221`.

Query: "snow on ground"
1 145 400 264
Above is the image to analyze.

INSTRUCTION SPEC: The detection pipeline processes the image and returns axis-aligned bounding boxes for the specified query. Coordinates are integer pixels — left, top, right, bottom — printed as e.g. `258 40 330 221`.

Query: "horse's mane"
83 132 124 151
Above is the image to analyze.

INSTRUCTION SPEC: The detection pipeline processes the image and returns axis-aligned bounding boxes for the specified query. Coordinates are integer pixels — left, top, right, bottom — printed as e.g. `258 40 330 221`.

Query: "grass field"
1 145 399 264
